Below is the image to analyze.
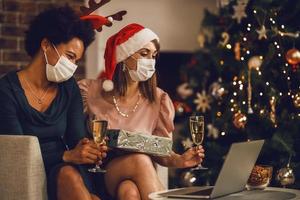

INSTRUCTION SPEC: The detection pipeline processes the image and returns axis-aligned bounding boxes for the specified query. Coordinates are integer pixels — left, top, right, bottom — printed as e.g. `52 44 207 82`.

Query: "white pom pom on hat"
107 16 114 23
98 23 159 92
102 79 114 91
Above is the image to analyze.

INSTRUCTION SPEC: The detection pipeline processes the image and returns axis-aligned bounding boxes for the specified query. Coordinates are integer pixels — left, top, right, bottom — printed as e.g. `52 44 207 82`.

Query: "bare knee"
129 154 154 171
57 165 83 186
117 180 140 200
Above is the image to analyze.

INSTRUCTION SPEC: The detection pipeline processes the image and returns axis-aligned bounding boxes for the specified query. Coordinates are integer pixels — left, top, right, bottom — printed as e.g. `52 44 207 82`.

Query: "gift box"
106 129 173 156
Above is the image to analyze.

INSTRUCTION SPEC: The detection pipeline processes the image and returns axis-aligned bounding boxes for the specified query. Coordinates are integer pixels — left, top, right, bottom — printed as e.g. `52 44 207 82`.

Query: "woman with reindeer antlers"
78 23 205 200
0 1 126 200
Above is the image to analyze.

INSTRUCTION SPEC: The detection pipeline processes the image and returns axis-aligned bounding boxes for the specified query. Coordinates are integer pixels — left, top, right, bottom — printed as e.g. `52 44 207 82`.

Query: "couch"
0 135 168 200
0 135 48 200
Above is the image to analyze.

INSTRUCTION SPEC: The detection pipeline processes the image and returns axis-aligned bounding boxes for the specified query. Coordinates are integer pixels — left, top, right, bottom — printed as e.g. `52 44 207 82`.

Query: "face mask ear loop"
131 54 138 61
44 51 49 64
52 43 61 57
122 62 127 72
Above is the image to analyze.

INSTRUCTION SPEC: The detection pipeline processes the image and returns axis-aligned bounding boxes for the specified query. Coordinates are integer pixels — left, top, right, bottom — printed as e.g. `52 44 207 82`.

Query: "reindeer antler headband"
80 0 127 32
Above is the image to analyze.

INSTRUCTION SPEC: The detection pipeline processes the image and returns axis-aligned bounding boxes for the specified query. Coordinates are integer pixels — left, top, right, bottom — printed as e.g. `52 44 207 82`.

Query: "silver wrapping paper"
106 129 172 156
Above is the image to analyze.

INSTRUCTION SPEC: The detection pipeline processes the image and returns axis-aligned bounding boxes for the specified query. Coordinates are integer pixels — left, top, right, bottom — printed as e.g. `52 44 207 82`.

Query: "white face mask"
128 58 156 82
44 44 78 83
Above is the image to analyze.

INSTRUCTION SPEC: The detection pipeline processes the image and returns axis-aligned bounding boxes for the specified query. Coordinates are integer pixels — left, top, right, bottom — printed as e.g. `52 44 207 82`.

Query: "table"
149 187 300 200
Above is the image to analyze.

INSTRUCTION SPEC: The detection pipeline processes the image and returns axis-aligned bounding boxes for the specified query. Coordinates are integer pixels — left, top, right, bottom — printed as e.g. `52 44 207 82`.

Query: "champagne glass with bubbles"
88 119 107 173
189 115 208 170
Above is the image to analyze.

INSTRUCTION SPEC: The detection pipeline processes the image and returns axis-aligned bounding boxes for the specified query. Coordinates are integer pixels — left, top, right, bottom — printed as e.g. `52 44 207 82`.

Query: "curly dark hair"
25 6 95 57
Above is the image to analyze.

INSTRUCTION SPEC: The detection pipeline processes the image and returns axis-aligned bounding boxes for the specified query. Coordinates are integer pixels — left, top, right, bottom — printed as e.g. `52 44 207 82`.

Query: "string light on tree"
174 1 300 188
293 93 300 108
247 23 251 31
226 44 232 49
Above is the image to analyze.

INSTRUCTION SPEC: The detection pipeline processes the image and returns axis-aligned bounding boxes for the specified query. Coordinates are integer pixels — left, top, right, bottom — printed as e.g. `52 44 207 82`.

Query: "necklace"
23 77 50 104
112 94 141 118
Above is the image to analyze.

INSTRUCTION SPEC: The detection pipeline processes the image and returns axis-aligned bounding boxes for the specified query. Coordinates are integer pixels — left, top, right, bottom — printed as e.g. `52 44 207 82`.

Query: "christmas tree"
171 0 300 189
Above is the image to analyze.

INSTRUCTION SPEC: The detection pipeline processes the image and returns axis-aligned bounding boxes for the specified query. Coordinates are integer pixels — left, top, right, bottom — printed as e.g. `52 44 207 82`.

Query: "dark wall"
156 52 192 99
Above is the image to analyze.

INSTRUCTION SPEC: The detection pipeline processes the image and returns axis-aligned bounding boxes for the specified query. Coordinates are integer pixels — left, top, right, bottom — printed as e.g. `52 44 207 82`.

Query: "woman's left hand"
175 145 205 168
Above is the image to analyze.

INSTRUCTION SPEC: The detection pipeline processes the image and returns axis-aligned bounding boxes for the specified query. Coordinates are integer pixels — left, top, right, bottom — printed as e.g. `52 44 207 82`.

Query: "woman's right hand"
63 138 107 164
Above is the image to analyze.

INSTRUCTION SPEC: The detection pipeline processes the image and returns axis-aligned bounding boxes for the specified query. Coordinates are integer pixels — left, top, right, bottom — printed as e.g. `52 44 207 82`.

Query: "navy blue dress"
0 71 102 199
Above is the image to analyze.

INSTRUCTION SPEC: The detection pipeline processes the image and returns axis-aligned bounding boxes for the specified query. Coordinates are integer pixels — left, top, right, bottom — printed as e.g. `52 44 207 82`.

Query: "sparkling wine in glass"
88 120 107 173
189 115 208 170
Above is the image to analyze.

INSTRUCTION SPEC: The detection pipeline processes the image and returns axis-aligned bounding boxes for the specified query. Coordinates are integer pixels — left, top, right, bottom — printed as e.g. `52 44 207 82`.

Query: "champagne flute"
88 120 107 173
189 115 208 170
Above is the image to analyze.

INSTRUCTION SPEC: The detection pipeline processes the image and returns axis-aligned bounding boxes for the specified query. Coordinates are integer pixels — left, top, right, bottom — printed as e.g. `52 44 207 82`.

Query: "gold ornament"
177 82 193 99
247 56 263 114
234 42 241 60
276 164 295 187
232 0 248 24
219 32 230 47
286 48 300 65
270 97 277 125
293 93 300 108
256 25 268 40
248 56 263 70
207 124 220 139
233 112 247 129
209 82 226 99
194 91 212 113
217 0 230 8
197 32 206 48
247 67 253 114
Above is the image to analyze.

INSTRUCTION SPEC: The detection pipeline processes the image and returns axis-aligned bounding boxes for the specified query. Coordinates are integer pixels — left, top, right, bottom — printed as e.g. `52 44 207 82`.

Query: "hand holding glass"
88 120 107 173
189 115 208 170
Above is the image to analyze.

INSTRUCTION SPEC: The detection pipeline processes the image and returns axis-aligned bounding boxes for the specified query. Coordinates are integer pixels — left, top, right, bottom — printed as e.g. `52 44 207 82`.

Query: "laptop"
159 140 265 199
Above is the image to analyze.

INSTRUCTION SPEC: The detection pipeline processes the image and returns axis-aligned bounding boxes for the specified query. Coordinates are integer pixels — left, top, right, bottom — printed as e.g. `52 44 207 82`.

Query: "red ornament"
286 48 300 65
173 101 192 115
286 48 300 72
233 112 247 129
188 58 197 67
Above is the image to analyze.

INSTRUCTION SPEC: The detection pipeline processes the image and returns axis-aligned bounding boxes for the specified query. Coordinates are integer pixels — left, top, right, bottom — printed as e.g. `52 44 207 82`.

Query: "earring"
122 63 126 72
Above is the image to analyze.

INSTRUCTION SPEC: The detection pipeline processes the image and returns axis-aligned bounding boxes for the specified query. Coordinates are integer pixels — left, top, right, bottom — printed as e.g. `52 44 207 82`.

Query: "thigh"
104 153 156 196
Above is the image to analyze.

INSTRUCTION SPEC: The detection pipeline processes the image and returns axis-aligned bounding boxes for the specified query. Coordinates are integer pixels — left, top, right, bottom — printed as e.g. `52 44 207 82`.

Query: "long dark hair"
112 39 160 103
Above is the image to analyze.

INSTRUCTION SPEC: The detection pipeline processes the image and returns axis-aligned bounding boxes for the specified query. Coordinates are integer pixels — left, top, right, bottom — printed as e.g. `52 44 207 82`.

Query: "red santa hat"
99 23 159 91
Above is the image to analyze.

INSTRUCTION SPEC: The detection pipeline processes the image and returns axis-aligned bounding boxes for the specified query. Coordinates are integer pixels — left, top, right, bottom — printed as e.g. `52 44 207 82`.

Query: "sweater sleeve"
64 80 87 149
0 88 23 134
153 91 175 138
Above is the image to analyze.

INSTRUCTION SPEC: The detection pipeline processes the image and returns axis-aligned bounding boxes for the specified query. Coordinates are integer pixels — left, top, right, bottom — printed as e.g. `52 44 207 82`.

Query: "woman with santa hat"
78 23 205 200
